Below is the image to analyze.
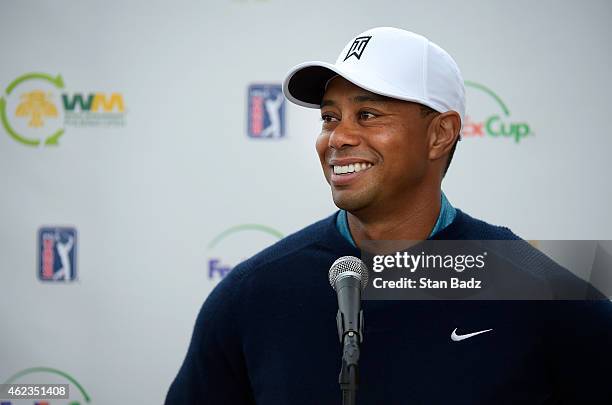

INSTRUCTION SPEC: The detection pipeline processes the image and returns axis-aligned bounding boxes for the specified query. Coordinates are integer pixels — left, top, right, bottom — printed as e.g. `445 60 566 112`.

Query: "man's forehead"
320 79 397 108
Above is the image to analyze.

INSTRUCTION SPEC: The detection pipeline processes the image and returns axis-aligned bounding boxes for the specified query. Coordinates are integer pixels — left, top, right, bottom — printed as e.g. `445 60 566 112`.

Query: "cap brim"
283 61 444 112
283 61 339 109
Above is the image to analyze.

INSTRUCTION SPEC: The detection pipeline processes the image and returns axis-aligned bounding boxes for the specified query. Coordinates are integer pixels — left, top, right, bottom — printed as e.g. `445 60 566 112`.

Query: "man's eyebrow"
320 94 391 108
320 99 335 108
352 94 392 103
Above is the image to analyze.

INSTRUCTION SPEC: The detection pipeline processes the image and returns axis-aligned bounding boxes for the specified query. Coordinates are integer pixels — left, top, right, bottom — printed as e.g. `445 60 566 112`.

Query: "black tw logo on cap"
344 36 372 61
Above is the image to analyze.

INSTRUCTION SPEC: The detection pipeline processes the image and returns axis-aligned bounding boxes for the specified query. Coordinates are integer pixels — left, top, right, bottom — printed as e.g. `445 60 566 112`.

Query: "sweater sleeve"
165 267 255 405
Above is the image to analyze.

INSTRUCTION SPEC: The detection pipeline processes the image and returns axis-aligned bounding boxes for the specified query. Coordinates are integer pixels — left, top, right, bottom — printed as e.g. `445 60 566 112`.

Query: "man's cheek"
314 144 327 166
315 135 327 156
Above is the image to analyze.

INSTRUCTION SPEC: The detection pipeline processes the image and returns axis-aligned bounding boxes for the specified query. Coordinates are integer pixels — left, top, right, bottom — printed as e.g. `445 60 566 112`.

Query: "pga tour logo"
247 84 285 139
38 227 77 282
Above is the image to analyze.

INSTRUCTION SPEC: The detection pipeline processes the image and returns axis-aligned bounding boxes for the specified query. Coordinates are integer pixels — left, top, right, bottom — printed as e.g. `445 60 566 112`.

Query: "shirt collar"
335 192 456 247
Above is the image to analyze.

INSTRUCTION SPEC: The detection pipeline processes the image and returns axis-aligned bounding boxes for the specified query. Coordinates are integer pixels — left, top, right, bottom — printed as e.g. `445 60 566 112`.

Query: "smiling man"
317 78 458 243
284 27 468 248
166 27 612 404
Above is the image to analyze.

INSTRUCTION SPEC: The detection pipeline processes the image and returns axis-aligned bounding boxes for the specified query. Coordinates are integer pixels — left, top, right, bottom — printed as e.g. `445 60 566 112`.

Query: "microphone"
329 256 368 343
329 256 369 405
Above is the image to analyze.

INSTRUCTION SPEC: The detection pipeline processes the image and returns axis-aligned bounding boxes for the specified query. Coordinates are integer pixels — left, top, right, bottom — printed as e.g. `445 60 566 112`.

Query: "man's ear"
428 111 461 161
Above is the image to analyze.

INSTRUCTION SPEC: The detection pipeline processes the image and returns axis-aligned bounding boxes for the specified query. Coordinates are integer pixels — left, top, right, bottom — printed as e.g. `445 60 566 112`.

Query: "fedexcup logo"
0 72 126 147
207 224 283 281
462 81 532 143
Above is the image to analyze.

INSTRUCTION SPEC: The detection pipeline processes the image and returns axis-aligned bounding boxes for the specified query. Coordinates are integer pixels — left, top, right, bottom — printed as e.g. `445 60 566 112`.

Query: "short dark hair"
419 105 461 177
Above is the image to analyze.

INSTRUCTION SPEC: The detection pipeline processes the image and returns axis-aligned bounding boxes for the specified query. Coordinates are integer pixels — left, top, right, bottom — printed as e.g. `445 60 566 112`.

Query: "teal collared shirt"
335 192 456 247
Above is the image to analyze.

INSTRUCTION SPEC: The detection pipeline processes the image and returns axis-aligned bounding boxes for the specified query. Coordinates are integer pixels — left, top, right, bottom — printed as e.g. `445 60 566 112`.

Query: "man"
166 27 612 404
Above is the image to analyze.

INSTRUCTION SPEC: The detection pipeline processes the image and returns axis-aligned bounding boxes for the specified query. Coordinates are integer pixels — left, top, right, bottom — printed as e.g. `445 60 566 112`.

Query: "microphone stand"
339 331 360 405
330 260 367 405
337 309 363 405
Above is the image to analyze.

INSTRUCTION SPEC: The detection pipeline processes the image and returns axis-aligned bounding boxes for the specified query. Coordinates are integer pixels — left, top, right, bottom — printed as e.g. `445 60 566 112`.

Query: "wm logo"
62 93 125 112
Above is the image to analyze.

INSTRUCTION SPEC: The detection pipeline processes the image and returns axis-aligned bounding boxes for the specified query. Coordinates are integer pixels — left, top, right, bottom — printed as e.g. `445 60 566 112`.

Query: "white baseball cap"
283 27 465 124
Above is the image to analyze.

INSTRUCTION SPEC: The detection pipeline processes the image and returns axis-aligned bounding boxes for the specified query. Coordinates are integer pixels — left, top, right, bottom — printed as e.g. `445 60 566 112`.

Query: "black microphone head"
328 256 369 291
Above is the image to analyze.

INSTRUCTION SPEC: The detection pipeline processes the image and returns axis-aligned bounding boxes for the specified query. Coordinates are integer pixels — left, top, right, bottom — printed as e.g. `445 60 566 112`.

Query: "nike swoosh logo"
451 327 493 342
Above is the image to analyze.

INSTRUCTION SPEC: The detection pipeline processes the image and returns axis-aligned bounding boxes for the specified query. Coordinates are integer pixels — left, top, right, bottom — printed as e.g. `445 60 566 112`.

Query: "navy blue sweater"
166 210 612 404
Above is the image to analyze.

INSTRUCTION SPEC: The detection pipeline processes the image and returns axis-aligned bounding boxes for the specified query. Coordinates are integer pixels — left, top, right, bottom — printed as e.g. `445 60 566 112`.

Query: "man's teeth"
333 162 373 174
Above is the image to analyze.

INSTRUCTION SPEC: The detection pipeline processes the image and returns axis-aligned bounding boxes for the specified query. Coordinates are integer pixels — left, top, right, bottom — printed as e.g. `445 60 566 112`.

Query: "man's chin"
332 192 368 213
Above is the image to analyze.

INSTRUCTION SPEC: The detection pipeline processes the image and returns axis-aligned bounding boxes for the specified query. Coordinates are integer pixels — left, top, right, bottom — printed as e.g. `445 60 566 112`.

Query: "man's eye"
321 114 338 123
359 111 376 120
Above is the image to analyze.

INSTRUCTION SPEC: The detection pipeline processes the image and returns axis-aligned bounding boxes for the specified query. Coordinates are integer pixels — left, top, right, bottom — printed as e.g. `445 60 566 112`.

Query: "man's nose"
328 119 361 149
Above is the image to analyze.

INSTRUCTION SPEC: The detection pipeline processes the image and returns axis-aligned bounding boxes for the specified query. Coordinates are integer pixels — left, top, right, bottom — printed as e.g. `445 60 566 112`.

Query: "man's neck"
346 187 442 246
